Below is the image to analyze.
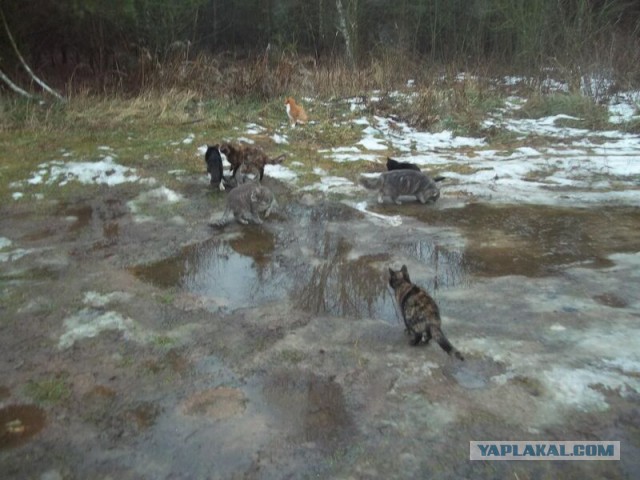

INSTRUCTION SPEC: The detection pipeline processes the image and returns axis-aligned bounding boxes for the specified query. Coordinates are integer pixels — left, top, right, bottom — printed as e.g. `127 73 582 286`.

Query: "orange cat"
284 97 308 127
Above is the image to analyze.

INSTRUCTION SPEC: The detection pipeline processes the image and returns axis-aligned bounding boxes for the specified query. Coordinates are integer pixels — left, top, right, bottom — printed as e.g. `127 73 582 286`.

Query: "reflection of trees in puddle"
132 231 282 309
181 237 282 305
293 232 391 318
227 227 276 274
391 239 469 292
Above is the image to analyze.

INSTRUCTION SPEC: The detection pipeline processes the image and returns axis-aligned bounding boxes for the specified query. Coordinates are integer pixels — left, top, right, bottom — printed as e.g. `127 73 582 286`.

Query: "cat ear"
401 265 410 278
388 267 394 276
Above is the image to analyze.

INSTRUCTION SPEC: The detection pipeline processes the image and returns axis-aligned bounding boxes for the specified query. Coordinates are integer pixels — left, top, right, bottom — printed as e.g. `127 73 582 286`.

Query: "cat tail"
359 175 382 190
431 326 464 361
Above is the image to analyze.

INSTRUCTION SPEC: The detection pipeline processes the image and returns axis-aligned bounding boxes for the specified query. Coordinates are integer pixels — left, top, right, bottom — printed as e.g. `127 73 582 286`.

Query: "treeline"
1 0 640 93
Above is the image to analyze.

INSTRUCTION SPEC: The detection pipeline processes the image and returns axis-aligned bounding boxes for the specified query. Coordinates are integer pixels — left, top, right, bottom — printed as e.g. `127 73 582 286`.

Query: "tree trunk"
336 0 355 68
0 68 37 99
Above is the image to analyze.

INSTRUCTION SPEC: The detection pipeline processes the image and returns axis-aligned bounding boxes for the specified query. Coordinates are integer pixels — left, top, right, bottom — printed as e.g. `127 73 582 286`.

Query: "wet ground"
1 170 640 479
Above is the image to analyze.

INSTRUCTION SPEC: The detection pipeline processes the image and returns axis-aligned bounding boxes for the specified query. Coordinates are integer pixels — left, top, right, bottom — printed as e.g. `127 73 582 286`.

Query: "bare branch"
0 67 37 99
1 8 65 102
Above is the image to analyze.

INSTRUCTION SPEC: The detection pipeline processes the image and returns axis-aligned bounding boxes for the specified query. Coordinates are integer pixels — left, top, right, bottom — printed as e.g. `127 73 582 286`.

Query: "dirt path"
1 171 639 479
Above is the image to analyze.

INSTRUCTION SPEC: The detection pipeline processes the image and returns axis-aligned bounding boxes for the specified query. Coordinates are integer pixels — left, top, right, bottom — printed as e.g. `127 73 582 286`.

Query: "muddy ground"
1 172 639 479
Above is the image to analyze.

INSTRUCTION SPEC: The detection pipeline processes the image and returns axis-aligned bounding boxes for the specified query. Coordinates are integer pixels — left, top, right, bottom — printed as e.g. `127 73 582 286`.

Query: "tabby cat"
360 170 440 205
209 181 276 227
219 142 286 181
388 265 464 360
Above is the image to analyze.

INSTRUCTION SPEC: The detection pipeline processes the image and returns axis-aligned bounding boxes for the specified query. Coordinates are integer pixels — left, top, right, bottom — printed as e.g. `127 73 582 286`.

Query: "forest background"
1 0 640 102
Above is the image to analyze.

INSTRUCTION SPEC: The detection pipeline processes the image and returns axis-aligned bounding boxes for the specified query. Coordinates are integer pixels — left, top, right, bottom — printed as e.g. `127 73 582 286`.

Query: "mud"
1 174 639 479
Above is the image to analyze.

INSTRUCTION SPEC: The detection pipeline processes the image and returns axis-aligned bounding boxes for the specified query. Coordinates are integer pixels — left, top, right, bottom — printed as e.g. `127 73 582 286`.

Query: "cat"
359 170 440 205
219 142 286 181
386 157 421 172
388 265 464 360
209 181 276 227
285 97 308 127
204 144 226 191
386 157 446 182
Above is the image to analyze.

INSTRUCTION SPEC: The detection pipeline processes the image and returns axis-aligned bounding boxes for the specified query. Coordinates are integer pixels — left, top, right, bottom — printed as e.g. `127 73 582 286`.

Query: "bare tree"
336 0 355 68
0 67 37 99
1 8 65 101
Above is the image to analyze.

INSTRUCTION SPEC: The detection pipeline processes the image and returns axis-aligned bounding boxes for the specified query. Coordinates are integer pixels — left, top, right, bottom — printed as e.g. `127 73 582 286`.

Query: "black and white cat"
204 144 226 191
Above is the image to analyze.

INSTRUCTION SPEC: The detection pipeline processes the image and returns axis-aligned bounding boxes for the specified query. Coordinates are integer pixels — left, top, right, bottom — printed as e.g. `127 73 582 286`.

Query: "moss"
277 349 306 365
24 376 71 404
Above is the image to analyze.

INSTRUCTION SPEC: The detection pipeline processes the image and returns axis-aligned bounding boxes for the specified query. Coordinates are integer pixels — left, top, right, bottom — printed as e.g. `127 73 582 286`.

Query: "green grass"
276 349 306 365
0 76 627 208
517 93 610 129
24 376 71 404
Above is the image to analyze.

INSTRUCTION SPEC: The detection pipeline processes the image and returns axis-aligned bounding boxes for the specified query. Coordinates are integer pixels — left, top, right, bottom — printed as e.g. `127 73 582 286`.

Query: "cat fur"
388 265 464 360
285 97 308 127
386 157 446 182
219 142 286 181
204 144 226 191
360 170 440 205
386 157 421 172
209 181 276 227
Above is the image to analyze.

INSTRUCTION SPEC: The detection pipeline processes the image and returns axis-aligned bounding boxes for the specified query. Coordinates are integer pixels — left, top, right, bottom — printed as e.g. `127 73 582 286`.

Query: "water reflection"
133 230 282 308
131 205 472 321
292 232 392 318
392 203 640 277
391 240 469 292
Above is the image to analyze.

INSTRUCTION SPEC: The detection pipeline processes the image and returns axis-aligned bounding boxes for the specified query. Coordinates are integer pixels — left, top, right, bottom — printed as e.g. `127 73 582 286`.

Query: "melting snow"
24 157 139 187
302 176 357 194
266 164 297 181
350 201 402 226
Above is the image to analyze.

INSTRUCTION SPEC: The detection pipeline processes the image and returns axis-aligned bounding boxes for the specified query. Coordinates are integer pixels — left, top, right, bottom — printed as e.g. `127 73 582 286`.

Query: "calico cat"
204 144 225 191
386 157 446 182
219 142 286 181
359 170 440 205
285 97 308 127
209 181 276 227
388 265 464 360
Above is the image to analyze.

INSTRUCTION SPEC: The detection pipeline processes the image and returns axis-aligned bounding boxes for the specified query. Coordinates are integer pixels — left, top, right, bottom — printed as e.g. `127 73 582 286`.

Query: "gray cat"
359 170 440 205
209 182 276 227
389 265 464 360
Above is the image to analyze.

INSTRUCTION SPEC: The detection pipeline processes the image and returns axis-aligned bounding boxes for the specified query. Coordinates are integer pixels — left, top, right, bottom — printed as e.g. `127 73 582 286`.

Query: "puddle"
397 203 640 277
127 199 640 341
179 387 247 420
262 371 352 445
0 404 46 449
132 225 400 319
131 232 283 308
592 292 629 308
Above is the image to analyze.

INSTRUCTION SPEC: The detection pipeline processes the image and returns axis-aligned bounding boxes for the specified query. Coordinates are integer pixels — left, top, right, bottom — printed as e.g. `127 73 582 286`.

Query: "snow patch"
58 309 147 349
25 157 139 187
